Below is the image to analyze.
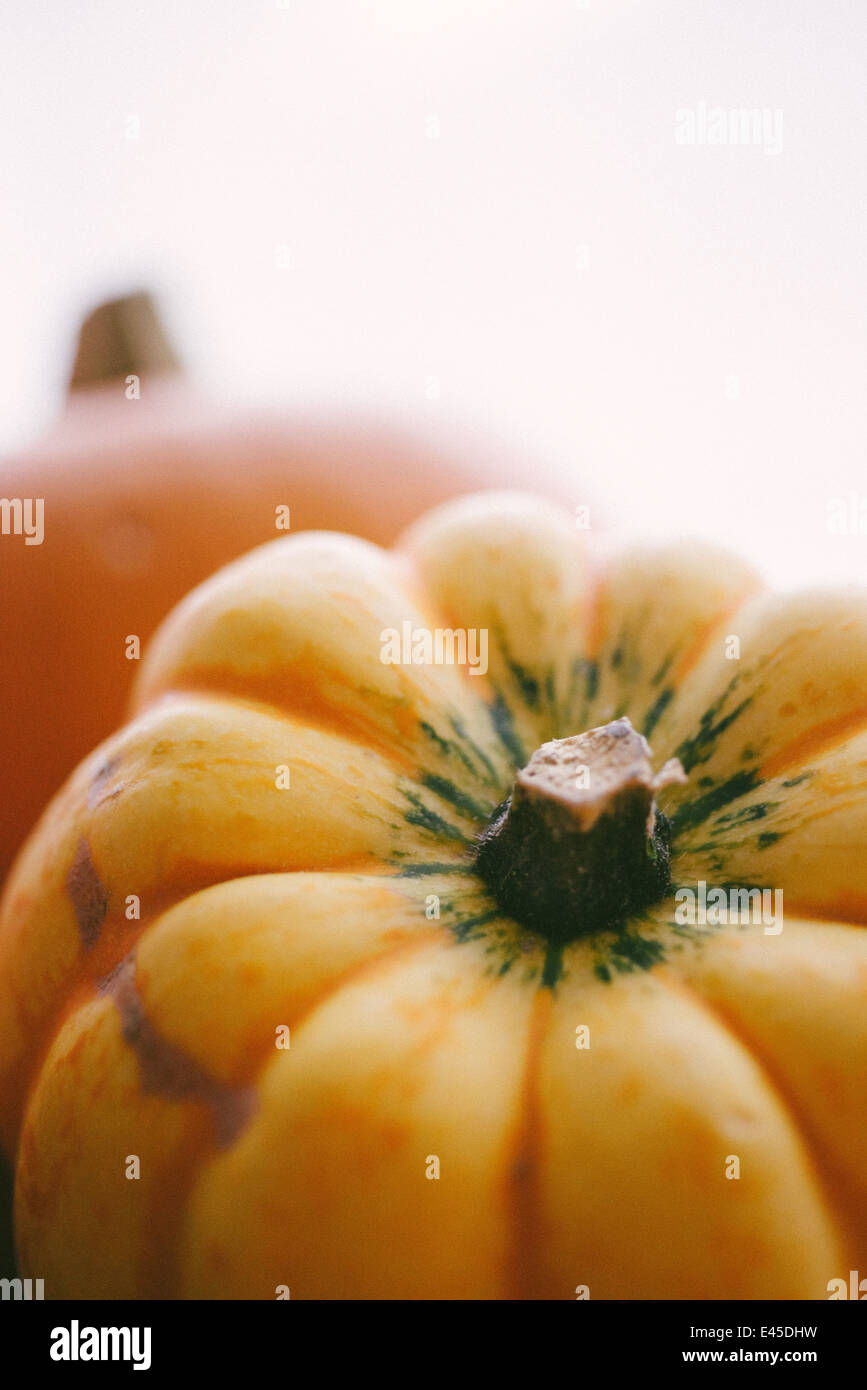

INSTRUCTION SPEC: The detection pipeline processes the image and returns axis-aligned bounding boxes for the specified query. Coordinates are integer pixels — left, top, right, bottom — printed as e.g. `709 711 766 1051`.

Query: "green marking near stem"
670 769 761 836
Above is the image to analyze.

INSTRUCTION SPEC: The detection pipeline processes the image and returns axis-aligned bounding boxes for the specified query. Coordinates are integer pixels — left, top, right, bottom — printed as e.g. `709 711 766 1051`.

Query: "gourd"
0 294 518 880
1 491 865 1300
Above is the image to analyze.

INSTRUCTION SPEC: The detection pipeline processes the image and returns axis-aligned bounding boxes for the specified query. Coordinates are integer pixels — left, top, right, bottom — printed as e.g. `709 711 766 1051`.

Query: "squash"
0 294 535 882
1 491 866 1300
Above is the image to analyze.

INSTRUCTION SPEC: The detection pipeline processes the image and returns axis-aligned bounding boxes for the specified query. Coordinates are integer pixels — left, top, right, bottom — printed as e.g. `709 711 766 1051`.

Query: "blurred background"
0 0 865 1287
2 0 866 585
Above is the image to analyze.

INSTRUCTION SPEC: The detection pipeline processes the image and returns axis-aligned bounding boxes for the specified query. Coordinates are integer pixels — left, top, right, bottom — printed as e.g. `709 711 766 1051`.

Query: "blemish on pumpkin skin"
503 987 552 1300
87 757 121 810
65 838 109 949
100 954 257 1148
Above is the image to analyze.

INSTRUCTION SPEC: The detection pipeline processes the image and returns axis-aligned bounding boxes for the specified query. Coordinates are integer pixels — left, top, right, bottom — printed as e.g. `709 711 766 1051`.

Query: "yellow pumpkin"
1 492 866 1299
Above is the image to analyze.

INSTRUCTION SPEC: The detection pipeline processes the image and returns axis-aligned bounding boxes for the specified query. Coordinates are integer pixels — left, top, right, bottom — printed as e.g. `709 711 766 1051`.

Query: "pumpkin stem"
475 717 686 943
68 291 181 393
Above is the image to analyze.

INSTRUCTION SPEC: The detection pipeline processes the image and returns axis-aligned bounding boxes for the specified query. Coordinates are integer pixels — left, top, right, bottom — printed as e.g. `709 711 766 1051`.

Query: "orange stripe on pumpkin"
670 580 762 685
158 668 422 772
760 706 867 781
503 984 553 1300
774 891 867 928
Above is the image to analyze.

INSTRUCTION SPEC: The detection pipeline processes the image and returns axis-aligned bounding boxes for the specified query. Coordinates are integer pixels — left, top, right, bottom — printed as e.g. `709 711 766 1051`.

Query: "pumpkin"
1 491 866 1300
0 294 534 881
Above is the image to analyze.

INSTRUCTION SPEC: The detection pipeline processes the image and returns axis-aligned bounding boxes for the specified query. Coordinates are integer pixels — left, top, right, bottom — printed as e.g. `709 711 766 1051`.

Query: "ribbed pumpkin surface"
1 493 866 1298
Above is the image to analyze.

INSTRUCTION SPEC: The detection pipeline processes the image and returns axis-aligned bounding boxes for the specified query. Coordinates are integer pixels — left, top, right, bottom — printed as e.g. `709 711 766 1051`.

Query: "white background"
1 0 865 586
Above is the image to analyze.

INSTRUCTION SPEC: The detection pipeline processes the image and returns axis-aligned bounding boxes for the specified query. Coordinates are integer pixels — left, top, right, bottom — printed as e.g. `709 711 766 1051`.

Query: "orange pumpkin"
0 294 540 880
1 492 866 1299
